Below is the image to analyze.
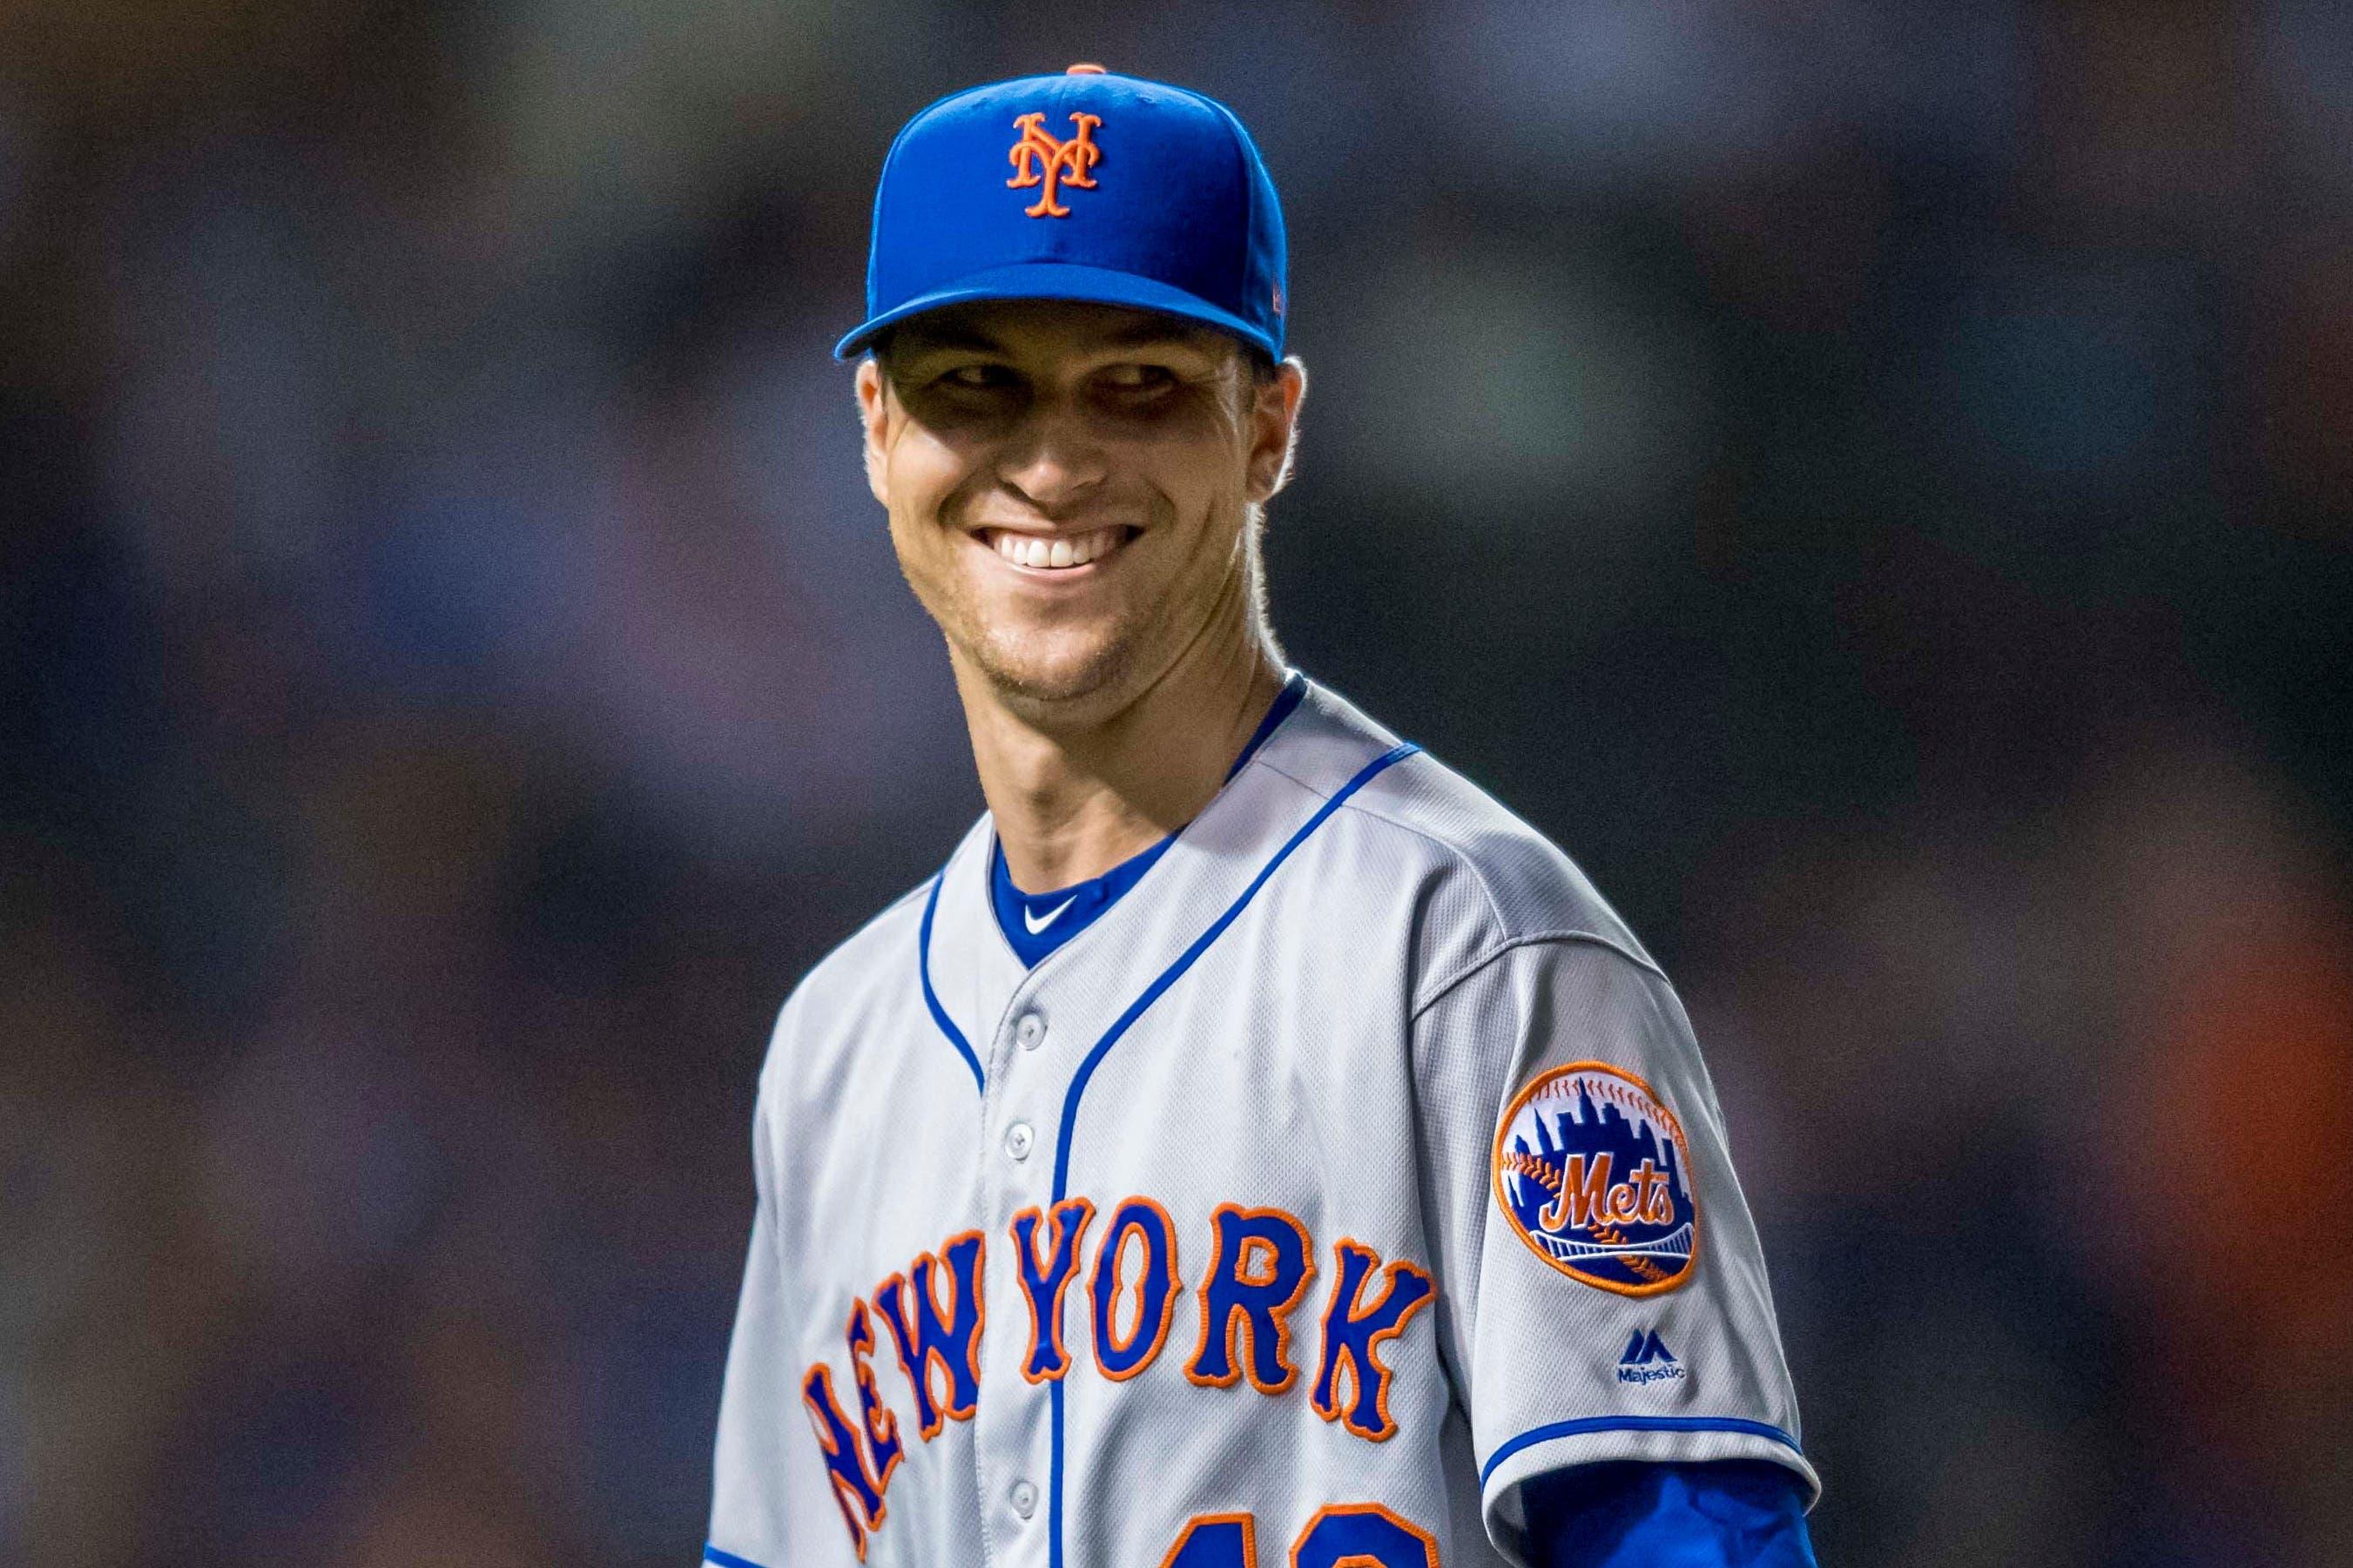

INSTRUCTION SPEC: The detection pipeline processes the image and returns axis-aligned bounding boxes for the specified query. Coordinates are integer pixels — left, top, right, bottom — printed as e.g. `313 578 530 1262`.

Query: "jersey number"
1161 1504 1439 1568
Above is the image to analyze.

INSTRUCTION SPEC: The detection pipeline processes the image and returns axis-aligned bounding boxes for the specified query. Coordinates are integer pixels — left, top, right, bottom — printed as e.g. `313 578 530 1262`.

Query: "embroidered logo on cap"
1493 1061 1699 1296
1008 111 1102 218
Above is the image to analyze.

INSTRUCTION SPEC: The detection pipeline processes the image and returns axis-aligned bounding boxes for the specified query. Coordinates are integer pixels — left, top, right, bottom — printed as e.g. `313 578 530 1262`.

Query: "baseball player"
706 65 1818 1568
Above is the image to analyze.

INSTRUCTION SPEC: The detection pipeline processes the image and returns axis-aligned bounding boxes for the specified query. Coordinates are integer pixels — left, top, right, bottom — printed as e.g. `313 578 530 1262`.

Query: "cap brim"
833 261 1278 361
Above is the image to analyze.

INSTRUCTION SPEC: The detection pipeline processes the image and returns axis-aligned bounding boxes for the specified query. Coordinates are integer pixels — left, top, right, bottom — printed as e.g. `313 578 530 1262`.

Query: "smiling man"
860 299 1298 888
705 65 1818 1568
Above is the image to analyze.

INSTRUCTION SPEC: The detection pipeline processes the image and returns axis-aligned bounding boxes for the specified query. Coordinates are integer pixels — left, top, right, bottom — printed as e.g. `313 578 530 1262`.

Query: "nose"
995 393 1107 514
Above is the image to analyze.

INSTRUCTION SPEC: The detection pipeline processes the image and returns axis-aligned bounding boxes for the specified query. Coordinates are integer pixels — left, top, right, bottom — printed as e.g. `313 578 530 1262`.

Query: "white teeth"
991 528 1123 569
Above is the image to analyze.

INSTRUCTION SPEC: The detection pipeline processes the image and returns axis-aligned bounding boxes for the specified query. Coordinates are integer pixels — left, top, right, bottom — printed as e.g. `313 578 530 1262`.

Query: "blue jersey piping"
918 871 986 1092
704 1545 772 1568
1044 738 1421 1568
1480 1415 1805 1487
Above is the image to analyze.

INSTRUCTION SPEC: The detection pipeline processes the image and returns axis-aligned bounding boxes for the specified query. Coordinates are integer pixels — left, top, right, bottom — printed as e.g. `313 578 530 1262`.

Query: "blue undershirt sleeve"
1521 1459 1818 1568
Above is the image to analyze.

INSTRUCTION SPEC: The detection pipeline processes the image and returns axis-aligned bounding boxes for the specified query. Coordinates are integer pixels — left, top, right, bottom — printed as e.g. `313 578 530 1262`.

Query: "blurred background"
3 1 2349 1564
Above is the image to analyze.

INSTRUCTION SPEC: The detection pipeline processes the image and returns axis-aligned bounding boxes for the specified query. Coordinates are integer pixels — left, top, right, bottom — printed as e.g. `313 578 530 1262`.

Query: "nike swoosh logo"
1022 896 1079 935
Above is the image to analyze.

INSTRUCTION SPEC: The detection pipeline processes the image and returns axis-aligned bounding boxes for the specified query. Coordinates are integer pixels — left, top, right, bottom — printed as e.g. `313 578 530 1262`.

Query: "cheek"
1118 400 1246 499
1141 438 1249 535
882 426 974 529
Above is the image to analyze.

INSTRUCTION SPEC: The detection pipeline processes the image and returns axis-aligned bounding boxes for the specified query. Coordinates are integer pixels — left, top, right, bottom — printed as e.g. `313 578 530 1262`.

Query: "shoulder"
1254 682 1660 1010
791 873 936 1007
753 854 951 1089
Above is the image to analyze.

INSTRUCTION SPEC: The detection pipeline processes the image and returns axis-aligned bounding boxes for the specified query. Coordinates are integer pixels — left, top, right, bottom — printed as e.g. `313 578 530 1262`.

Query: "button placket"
976 976 1089 1567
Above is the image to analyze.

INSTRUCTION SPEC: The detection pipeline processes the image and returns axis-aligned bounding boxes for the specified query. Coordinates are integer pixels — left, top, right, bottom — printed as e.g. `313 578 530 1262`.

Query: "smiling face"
857 300 1305 720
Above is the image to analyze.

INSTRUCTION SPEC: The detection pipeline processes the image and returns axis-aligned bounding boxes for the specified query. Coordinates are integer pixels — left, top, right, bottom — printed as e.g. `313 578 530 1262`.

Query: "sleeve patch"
1491 1061 1700 1296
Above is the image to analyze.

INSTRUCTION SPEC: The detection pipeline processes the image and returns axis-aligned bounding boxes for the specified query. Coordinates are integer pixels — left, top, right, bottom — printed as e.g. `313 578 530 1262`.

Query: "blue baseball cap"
834 64 1287 362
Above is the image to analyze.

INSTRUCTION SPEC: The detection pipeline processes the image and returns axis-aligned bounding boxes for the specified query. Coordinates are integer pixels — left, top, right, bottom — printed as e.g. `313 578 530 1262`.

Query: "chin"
969 621 1140 709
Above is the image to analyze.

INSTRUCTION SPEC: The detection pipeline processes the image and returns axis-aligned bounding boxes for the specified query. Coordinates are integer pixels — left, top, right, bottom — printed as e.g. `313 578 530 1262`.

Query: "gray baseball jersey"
705 680 1814 1568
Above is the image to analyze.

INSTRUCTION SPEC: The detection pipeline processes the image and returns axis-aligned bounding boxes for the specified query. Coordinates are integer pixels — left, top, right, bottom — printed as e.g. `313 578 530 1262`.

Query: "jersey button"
1010 1478 1038 1519
1015 1012 1046 1051
1004 1121 1035 1161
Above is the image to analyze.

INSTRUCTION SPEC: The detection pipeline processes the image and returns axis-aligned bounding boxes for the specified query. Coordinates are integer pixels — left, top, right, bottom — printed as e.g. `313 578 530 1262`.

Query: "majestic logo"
1007 111 1102 218
1617 1328 1684 1385
1493 1061 1699 1295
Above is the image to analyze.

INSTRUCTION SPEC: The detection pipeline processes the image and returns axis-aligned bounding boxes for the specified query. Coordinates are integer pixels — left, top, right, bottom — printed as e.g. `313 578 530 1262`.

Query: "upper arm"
707 1062 793 1565
1409 938 1817 1562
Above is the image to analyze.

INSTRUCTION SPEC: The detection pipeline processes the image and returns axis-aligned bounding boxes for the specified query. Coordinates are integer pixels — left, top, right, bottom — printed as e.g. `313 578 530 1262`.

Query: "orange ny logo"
1006 111 1102 218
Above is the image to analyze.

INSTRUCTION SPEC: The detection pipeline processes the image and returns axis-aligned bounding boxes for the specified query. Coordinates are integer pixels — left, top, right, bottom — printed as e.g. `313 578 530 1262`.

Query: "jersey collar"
923 674 1411 1061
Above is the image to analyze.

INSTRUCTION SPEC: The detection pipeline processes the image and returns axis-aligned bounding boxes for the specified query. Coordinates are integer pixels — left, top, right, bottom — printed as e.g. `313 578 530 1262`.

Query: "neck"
955 628 1287 894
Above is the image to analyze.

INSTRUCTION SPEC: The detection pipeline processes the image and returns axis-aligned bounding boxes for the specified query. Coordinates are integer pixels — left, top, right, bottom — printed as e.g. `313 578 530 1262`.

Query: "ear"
1244 356 1309 504
855 358 892 508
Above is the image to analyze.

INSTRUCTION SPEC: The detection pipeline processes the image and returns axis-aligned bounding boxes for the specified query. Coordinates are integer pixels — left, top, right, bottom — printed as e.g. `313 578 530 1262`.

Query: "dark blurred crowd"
3 3 2348 1565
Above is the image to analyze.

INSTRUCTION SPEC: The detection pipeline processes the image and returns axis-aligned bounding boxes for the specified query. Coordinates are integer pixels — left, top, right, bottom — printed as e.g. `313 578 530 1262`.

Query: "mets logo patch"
1492 1061 1699 1296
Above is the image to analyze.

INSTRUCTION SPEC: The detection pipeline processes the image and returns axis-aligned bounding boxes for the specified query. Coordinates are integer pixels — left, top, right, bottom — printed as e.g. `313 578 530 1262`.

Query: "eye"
939 363 1016 390
1097 363 1176 394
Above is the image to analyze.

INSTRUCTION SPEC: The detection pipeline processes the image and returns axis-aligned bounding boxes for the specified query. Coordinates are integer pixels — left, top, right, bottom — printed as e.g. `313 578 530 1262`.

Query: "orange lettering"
1006 111 1102 218
1540 1153 1614 1233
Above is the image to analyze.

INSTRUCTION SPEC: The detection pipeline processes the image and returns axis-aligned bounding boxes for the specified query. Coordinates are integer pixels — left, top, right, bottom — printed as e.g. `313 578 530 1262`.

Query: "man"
705 65 1817 1568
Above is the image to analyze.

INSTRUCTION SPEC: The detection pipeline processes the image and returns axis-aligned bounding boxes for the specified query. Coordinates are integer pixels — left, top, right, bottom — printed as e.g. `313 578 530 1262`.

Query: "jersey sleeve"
705 1073 792 1568
1522 1460 1817 1568
1409 936 1818 1564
